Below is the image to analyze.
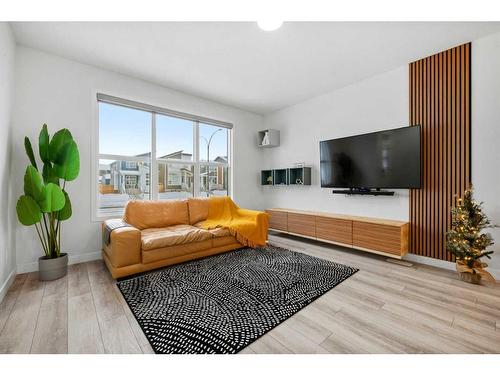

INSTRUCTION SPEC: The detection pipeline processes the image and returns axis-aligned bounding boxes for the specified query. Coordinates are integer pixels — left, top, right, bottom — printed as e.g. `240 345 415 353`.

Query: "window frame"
92 92 233 221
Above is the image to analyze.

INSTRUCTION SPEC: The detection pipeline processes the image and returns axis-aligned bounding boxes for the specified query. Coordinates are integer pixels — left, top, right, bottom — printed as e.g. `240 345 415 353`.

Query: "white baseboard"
489 268 500 280
404 253 500 281
403 253 456 271
0 268 17 304
16 251 102 274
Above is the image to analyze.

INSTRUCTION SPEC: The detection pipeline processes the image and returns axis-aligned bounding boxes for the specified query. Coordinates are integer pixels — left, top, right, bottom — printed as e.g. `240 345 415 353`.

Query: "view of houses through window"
97 100 230 217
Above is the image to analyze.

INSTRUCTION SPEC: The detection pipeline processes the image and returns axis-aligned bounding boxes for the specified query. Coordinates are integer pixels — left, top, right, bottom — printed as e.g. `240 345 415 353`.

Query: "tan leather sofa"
102 197 265 278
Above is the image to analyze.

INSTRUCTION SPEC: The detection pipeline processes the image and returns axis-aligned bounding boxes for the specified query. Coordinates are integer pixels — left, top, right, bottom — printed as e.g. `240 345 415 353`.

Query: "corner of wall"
0 22 17 303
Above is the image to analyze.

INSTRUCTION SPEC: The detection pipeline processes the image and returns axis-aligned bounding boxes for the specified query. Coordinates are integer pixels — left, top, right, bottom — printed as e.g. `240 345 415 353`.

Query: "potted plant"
16 124 80 281
446 187 496 284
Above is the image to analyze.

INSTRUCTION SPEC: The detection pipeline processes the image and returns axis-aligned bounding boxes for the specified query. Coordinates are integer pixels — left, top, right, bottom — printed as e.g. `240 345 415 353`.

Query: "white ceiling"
11 22 500 114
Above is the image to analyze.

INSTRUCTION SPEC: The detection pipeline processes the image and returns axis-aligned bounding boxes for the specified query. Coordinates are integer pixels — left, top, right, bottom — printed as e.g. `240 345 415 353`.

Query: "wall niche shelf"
261 170 273 185
261 167 311 186
258 129 280 148
273 169 288 185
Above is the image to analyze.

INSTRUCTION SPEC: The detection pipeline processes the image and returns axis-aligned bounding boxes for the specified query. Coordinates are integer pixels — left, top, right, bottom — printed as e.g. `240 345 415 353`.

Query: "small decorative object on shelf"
446 186 496 284
261 132 269 146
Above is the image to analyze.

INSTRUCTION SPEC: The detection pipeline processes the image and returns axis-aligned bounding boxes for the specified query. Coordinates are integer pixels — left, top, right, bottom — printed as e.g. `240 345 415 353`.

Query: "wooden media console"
266 208 409 259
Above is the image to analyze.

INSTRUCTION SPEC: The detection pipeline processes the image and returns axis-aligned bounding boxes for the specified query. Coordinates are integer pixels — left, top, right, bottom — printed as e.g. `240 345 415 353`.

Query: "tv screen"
320 125 421 189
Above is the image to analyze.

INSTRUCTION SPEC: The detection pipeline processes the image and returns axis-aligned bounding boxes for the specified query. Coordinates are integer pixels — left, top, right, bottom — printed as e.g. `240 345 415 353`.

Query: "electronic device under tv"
320 125 421 195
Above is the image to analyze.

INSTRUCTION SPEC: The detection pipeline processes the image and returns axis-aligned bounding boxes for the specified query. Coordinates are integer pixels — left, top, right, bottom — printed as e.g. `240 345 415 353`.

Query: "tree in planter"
16 124 79 260
446 186 496 283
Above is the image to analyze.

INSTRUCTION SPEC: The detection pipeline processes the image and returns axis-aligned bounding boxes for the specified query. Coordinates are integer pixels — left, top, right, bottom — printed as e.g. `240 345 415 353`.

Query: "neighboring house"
214 156 227 187
106 158 150 194
100 150 227 194
158 151 194 192
99 151 227 195
199 156 228 192
98 164 114 194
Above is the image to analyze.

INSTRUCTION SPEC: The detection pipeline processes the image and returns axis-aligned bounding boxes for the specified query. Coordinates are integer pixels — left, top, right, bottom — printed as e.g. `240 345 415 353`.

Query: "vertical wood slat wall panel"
409 43 471 261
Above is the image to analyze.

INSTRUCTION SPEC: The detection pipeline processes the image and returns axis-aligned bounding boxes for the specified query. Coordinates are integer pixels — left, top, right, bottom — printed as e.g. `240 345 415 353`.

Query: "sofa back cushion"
187 197 209 224
124 200 190 229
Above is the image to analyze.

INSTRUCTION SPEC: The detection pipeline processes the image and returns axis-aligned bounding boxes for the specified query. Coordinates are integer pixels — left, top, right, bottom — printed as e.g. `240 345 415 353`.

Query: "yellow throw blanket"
201 196 269 248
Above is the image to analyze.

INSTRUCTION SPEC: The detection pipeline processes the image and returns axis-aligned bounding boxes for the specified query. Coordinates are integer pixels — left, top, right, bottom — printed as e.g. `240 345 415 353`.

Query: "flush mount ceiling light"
257 20 283 31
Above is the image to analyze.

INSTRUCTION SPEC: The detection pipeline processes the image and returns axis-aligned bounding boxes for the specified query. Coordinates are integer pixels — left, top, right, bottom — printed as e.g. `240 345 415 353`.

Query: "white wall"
472 31 500 273
0 23 16 300
262 66 409 221
12 46 264 272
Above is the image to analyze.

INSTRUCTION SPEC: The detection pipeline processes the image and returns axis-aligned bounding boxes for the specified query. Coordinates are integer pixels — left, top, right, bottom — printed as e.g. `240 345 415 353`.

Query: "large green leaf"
39 124 50 163
49 128 73 163
24 137 38 170
23 165 45 203
53 140 80 181
16 195 42 226
58 190 72 221
42 163 59 185
39 183 65 213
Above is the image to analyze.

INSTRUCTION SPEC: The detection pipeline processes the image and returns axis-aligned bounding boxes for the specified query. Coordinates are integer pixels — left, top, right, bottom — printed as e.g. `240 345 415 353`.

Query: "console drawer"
352 221 403 255
315 216 352 245
287 213 315 237
266 210 288 231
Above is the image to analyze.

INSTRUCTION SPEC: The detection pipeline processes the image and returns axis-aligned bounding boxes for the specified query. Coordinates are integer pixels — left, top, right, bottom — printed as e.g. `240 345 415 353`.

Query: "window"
96 95 231 218
125 161 138 169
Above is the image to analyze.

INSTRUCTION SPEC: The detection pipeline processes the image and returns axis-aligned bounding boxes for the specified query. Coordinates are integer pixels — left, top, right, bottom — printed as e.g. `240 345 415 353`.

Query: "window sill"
92 213 123 223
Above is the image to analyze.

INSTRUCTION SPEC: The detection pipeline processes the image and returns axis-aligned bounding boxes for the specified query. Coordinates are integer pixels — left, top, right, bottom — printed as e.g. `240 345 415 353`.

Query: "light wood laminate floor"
1 232 499 354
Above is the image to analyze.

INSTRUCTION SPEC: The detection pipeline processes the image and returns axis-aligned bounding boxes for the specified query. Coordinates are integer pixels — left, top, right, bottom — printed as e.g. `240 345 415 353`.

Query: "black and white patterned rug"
117 245 358 354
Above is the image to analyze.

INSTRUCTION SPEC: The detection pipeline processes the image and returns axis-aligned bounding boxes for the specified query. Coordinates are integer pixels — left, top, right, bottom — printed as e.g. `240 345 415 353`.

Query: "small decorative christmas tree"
446 186 495 283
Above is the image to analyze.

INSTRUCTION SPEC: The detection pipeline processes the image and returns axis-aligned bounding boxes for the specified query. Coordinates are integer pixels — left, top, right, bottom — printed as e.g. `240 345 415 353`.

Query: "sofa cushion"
213 236 240 247
194 221 231 237
141 224 212 251
124 200 190 230
187 197 209 224
141 239 214 264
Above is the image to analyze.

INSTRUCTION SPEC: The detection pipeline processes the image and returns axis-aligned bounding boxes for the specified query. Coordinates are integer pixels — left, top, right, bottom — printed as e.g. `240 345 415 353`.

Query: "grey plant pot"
38 253 68 281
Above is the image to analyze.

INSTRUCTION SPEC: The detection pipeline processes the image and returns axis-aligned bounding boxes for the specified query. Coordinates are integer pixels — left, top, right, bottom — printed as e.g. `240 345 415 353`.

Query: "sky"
99 102 228 164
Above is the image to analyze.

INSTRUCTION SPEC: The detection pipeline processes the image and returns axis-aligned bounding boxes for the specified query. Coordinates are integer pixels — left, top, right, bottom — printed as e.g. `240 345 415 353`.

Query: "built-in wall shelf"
260 167 311 186
258 129 280 148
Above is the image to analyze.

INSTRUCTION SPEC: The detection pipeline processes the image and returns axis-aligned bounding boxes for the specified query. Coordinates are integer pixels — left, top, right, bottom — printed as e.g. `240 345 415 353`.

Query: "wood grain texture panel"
31 275 68 353
287 213 316 237
352 222 403 256
315 216 352 245
409 43 471 261
0 272 45 353
266 209 288 231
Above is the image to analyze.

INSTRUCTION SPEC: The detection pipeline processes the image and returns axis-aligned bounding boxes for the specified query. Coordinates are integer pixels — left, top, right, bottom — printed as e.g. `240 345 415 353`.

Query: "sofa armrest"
237 209 269 222
102 221 142 268
236 209 270 243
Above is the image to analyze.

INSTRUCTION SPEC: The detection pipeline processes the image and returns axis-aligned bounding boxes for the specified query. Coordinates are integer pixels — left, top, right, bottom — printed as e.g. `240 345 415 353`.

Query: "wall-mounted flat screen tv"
320 125 421 189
